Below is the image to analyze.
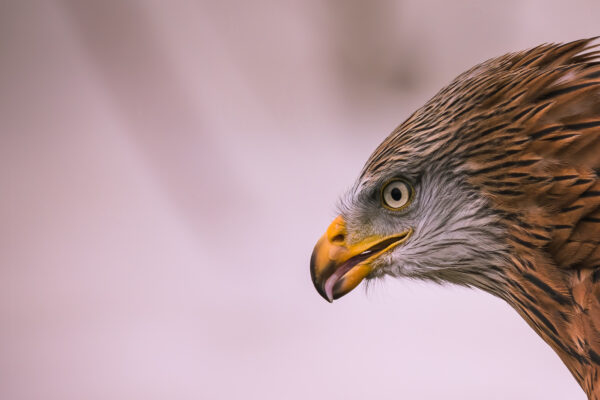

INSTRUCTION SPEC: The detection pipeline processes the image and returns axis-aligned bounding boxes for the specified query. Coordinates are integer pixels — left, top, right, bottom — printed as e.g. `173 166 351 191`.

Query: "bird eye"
381 179 412 210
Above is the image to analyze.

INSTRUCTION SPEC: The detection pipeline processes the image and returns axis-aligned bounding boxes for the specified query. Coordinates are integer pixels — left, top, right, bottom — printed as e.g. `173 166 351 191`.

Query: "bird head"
310 143 509 302
311 38 600 303
309 38 600 398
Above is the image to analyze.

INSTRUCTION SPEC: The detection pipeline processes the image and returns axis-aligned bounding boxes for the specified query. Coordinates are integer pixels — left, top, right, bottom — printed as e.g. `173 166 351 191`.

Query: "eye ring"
380 179 413 211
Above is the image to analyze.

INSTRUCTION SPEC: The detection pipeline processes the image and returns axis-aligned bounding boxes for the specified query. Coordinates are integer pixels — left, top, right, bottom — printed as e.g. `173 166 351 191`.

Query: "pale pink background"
2 1 599 399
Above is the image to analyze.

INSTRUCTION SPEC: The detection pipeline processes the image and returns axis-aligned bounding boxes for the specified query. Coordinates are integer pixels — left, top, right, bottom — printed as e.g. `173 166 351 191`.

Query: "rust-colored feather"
361 38 600 398
465 41 600 397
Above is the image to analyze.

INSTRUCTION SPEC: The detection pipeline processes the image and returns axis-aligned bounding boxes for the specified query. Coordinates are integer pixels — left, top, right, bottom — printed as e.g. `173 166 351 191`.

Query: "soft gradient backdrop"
2 1 600 399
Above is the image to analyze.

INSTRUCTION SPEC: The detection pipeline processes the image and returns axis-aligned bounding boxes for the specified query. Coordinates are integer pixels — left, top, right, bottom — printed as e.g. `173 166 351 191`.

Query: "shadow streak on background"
1 1 599 399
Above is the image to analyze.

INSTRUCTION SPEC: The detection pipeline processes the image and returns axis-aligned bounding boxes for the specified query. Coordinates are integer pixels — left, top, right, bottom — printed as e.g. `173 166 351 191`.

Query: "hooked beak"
310 215 412 302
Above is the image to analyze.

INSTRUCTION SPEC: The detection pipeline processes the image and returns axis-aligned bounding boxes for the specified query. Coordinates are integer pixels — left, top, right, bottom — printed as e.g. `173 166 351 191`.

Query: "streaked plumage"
311 38 600 399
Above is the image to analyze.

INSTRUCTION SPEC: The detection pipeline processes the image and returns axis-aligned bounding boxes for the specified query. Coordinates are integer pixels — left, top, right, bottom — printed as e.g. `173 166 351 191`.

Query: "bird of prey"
310 38 600 399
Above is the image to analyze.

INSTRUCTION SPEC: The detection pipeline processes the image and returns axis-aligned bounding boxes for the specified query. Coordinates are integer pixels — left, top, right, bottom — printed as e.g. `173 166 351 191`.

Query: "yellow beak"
310 215 412 302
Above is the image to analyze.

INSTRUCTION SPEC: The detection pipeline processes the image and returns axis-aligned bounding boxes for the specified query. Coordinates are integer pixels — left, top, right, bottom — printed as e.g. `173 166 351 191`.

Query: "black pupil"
390 187 402 201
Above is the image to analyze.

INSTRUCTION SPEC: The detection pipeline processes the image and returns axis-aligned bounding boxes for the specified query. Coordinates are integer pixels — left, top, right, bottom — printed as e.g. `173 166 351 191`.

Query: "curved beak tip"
309 248 333 302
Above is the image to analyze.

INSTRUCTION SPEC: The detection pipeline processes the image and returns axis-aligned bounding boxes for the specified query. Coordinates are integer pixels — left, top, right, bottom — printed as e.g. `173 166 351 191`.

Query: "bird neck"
501 255 600 398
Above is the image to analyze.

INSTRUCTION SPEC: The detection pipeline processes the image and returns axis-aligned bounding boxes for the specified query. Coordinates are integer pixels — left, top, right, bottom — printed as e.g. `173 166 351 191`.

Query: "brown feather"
360 38 600 398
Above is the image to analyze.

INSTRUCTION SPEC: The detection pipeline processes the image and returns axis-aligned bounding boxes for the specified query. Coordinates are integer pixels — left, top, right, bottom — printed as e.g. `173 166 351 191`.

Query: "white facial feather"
342 164 511 294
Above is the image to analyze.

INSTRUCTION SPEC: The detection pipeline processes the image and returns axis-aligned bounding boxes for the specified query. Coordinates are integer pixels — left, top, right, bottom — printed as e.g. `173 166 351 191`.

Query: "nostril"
331 234 345 243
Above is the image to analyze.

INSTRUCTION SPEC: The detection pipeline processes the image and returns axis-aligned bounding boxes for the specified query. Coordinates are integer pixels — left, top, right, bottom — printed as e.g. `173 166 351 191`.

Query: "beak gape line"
310 215 412 302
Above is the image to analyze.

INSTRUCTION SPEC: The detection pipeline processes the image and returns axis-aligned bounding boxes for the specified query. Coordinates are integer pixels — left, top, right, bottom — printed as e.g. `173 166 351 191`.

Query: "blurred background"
2 1 599 399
